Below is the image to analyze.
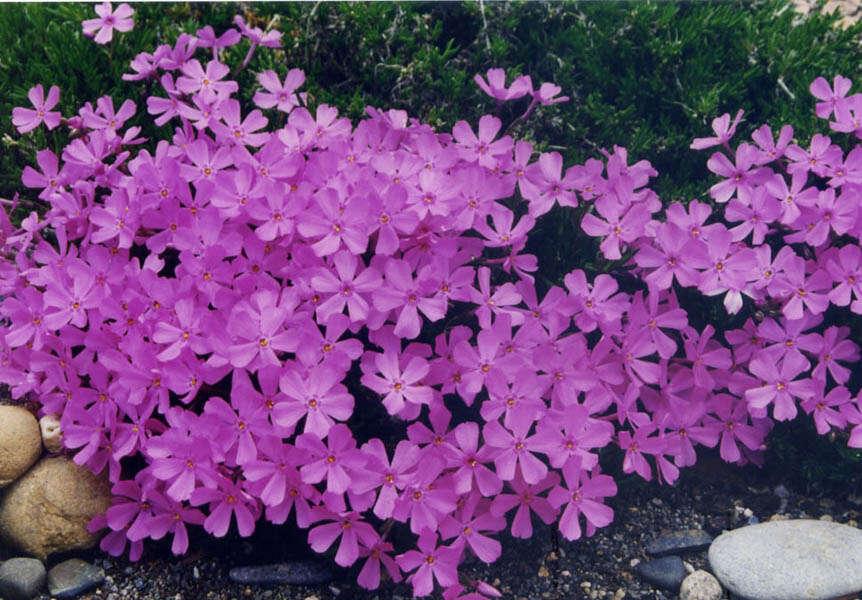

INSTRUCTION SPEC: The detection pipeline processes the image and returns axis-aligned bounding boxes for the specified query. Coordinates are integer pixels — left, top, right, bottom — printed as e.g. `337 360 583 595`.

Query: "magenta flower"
308 507 379 567
254 69 305 112
745 351 815 421
482 419 547 484
189 479 259 538
547 461 616 541
810 75 852 119
438 491 505 563
274 364 354 438
690 109 744 150
445 421 502 497
295 424 365 494
357 540 403 590
82 2 134 44
396 530 461 597
361 351 432 416
12 84 62 134
474 68 532 101
489 471 559 539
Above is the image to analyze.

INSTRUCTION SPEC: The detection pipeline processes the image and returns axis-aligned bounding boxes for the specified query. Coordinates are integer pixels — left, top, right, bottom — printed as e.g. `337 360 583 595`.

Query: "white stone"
679 570 722 600
39 414 63 453
708 519 862 600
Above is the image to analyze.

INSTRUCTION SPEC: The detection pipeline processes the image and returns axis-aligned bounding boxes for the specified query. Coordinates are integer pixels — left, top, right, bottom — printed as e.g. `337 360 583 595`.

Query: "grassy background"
1 0 861 491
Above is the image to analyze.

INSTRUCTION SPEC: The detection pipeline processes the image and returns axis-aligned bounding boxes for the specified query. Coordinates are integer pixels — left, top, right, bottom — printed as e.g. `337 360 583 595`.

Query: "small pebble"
679 570 722 600
635 556 687 592
538 566 549 578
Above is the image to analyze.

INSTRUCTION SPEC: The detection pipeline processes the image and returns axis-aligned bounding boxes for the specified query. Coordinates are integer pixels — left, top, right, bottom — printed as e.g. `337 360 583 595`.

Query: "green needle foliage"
0 0 860 492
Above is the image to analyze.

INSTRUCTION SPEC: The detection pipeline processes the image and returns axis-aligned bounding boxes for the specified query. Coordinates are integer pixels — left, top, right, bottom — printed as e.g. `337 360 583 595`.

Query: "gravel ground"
6 450 860 600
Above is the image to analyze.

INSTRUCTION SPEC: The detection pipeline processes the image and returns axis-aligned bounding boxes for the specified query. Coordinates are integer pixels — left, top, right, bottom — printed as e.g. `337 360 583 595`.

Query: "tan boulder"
0 456 111 559
0 405 42 487
39 414 63 453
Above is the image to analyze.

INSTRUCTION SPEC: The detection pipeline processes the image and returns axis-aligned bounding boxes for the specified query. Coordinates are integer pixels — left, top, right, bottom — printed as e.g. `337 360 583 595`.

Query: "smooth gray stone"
0 557 46 600
228 561 334 585
646 529 713 557
708 519 862 600
46 558 105 599
635 555 687 591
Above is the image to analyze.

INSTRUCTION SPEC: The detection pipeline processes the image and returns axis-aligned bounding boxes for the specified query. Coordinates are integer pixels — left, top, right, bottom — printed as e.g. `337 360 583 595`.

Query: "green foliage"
1 0 861 489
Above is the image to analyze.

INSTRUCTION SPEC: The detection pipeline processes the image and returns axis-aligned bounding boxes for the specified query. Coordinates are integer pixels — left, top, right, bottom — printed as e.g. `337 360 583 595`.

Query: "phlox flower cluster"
3 10 861 599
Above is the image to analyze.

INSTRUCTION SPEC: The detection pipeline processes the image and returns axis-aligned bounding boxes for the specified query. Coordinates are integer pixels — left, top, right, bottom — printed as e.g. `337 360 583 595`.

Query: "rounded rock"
0 405 42 488
0 456 111 559
708 519 862 600
679 570 722 600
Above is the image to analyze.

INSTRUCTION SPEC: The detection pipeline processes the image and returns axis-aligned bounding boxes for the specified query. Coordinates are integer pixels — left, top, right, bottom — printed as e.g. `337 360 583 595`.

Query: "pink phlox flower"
443 580 503 600
533 81 569 106
452 327 506 402
785 133 843 178
12 84 61 133
82 2 134 44
468 266 523 329
663 199 721 243
21 149 67 201
473 207 534 249
769 249 831 320
800 382 851 435
189 478 259 538
660 396 721 467
288 105 351 149
531 402 614 471
827 144 862 187
710 393 768 463
225 288 298 369
580 193 651 260
547 459 616 541
806 187 857 241
295 314 362 371
810 75 853 119
841 394 862 448
146 74 187 127
617 423 668 481
373 257 445 339
617 329 660 385
756 313 823 369
274 363 354 439
489 471 558 539
357 539 402 590
627 291 688 360
194 24 242 61
764 170 819 225
811 325 860 384
233 14 283 48
88 188 139 249
634 222 705 290
683 324 732 390
396 530 460 597
179 137 235 183
725 186 780 244
745 350 815 421
355 439 420 519
392 467 456 535
62 399 122 481
452 115 513 170
295 423 366 495
307 506 378 567
438 491 505 563
123 51 157 82
524 151 578 215
202 393 270 466
296 188 369 256
826 244 862 309
80 96 137 140
361 350 432 416
254 68 305 112
145 495 205 555
473 68 532 101
706 143 769 204
725 318 766 365
829 94 862 139
151 296 210 361
444 421 502 496
42 263 103 331
408 168 458 219
750 123 793 165
145 426 224 502
177 59 238 102
515 280 570 339
480 368 548 431
310 251 381 324
210 98 269 147
482 418 547 485
242 437 309 512
564 269 628 334
690 109 744 150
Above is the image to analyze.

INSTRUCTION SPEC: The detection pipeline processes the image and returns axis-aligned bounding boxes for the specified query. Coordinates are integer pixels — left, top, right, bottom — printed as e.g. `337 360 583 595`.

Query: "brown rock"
0 456 110 559
0 405 42 487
